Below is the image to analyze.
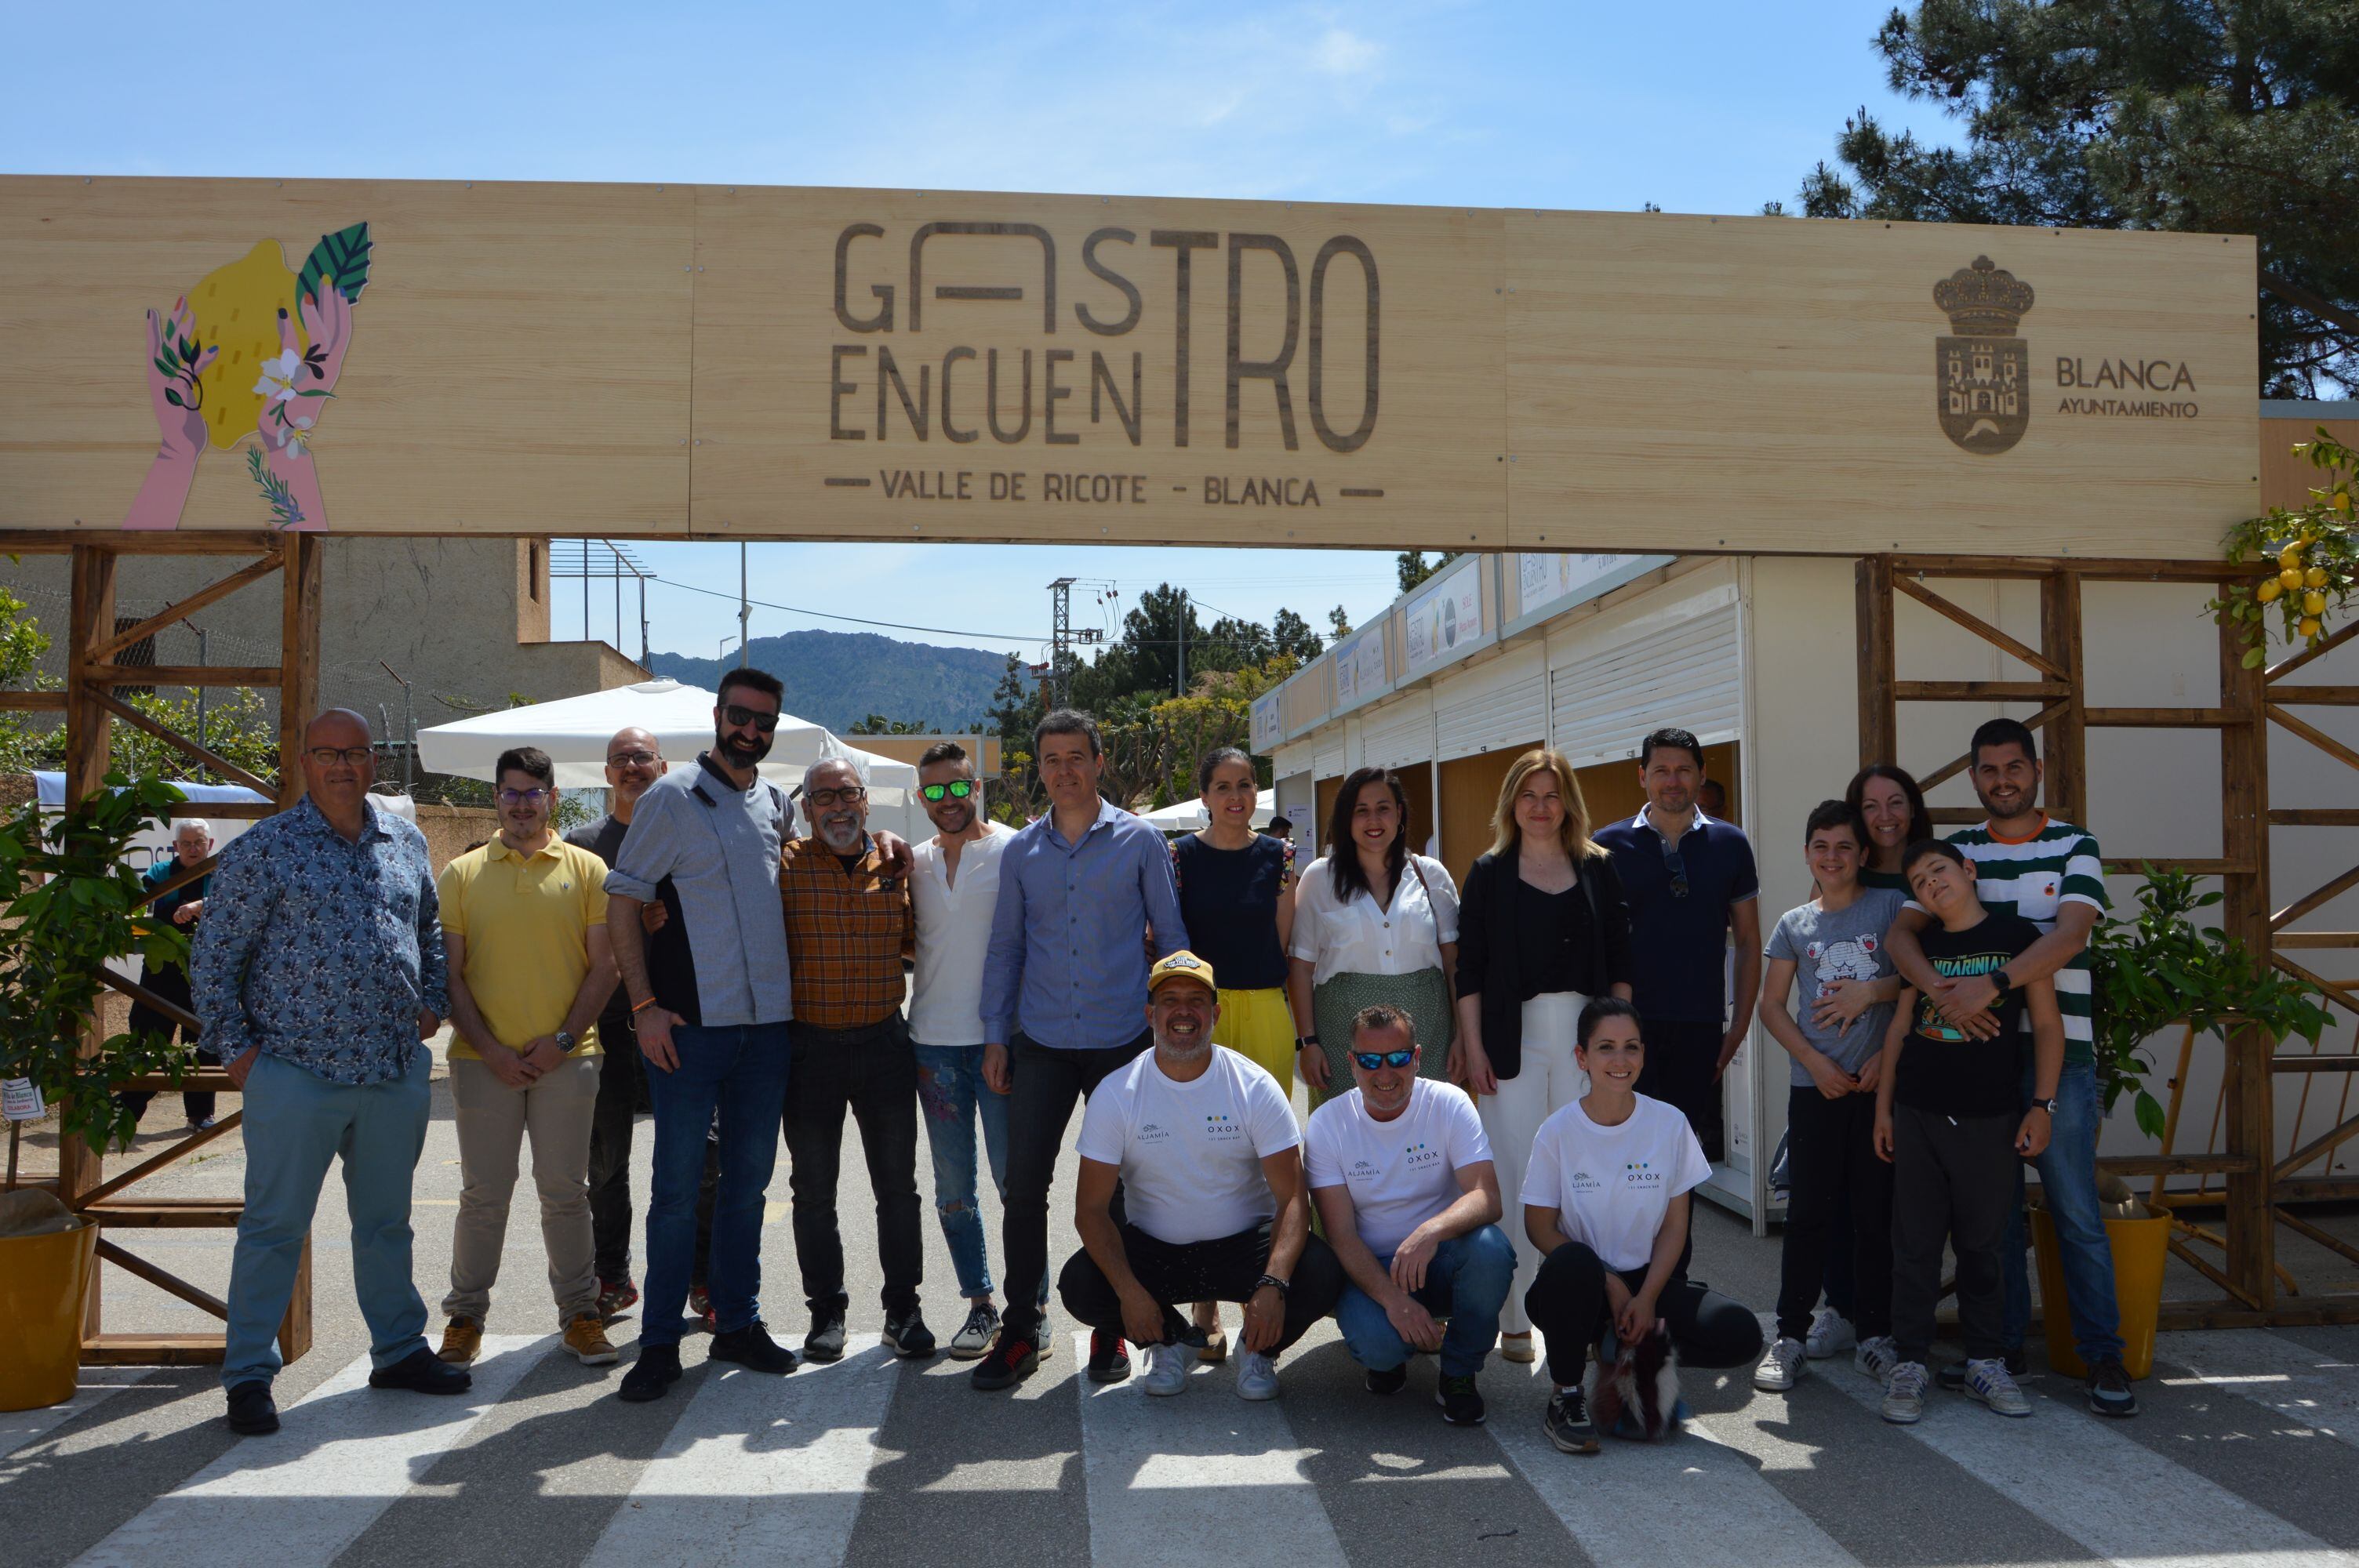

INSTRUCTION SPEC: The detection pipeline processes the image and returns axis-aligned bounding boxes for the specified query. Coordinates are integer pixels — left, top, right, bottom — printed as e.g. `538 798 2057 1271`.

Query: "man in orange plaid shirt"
779 755 932 1363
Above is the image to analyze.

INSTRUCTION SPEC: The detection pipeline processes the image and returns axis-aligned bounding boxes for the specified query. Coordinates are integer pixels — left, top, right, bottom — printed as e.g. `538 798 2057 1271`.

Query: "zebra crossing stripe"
1816 1356 2359 1567
71 1334 549 1568
583 1335 901 1568
1073 1336 1350 1568
2158 1329 2359 1447
1488 1396 1863 1567
1 1373 149 1465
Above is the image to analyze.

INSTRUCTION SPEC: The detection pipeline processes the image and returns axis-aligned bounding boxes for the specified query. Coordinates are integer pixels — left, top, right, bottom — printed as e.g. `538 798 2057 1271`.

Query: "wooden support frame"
50 536 317 1369
1859 552 2359 1330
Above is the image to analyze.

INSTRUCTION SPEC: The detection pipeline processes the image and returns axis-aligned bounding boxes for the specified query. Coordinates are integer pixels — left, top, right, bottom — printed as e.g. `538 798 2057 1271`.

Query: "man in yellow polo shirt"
435 746 621 1368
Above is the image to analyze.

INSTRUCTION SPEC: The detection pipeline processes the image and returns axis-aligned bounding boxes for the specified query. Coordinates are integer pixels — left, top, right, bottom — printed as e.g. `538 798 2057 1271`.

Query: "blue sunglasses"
1351 1048 1416 1071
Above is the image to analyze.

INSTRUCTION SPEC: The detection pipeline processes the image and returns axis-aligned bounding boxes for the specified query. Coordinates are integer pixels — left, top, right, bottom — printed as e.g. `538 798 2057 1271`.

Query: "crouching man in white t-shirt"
1307 1002 1514 1427
1060 951 1345 1400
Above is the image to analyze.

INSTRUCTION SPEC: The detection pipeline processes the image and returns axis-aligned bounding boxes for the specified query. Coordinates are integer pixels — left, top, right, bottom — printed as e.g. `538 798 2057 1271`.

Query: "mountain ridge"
649 629 1022 734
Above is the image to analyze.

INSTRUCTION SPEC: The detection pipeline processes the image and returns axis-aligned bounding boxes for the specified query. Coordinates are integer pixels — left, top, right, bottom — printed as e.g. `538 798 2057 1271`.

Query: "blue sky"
9 0 1944 666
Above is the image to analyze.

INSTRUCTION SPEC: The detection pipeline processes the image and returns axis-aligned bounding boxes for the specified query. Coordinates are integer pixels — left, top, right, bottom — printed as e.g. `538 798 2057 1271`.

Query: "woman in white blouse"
1289 767 1460 1102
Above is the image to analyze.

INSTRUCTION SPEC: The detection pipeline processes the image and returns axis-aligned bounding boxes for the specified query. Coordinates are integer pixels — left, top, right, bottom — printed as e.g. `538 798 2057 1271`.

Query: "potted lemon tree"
0 771 194 1410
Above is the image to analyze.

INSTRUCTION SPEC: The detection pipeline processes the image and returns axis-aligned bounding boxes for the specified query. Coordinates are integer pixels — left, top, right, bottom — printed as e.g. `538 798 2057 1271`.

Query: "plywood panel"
2261 417 2359 513
686 185 1507 547
0 176 694 535
1504 212 2259 558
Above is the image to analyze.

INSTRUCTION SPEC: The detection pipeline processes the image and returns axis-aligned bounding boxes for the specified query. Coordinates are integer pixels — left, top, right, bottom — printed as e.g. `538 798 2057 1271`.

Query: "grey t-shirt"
1764 887 1904 1086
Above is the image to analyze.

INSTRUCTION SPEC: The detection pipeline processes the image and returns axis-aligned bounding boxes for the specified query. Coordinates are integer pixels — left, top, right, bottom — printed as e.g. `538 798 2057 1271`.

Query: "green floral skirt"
1310 967 1455 1104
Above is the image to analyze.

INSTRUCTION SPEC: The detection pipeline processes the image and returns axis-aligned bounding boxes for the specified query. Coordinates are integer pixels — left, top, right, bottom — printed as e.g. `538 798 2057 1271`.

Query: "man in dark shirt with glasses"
1594 727 1761 1163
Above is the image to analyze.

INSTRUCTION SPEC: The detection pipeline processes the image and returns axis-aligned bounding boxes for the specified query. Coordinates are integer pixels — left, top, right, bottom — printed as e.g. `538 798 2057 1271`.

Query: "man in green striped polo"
1884 717 2136 1420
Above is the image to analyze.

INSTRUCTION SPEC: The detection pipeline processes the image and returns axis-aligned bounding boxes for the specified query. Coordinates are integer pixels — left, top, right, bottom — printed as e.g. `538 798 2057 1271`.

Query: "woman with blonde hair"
1453 748 1632 1363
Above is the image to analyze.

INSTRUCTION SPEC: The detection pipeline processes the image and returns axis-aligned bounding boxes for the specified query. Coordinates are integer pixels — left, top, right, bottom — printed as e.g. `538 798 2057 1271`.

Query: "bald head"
305 707 373 746
299 707 376 826
604 725 666 808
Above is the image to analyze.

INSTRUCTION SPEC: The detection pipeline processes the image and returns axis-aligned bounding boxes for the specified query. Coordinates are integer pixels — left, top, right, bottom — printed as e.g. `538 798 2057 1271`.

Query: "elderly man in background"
778 755 933 1363
194 710 462 1438
122 817 220 1131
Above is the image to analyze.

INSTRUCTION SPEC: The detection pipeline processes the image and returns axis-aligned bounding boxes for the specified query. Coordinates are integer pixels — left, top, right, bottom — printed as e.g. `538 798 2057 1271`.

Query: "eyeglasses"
720 703 780 733
805 786 867 808
1351 1048 1416 1071
1662 844 1691 899
607 749 658 767
496 787 551 806
920 779 977 802
304 746 373 767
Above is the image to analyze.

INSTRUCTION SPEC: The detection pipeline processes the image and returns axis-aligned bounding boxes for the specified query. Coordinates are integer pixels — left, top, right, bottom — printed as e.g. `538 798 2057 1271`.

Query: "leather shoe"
225 1379 279 1435
619 1344 684 1403
709 1320 798 1375
368 1345 473 1395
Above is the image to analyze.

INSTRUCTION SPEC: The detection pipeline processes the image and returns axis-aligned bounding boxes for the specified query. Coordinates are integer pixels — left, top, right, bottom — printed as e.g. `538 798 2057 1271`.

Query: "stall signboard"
0 177 2257 556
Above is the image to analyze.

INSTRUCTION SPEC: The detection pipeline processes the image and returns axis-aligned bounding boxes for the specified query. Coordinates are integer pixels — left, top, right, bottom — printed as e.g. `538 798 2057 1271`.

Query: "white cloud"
1311 27 1383 76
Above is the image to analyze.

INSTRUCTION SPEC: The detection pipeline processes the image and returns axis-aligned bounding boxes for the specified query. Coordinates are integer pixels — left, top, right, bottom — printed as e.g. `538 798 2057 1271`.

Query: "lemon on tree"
2215 426 2358 662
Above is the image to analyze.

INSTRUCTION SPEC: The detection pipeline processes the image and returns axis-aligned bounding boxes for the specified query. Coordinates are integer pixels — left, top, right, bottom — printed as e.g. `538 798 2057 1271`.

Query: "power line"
649 576 1049 645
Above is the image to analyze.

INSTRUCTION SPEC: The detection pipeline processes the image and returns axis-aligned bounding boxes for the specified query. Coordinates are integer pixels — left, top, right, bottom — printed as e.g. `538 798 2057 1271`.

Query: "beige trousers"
445 1054 601 1327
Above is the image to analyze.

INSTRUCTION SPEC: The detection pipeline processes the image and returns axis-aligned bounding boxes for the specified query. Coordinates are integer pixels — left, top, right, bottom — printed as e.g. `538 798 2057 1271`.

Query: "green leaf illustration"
296 221 373 307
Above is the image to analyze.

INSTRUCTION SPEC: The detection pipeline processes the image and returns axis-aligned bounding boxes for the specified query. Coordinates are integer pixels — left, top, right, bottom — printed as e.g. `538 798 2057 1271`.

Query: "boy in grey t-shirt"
1754 800 1906 1392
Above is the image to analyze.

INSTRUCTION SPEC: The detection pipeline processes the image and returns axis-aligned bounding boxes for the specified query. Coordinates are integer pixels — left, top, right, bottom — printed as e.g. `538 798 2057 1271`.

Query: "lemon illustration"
186 241 307 451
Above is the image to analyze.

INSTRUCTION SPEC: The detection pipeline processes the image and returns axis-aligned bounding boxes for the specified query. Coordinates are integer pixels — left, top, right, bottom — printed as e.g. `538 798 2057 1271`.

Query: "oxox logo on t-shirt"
1403 1140 1442 1171
1623 1160 1663 1189
1203 1112 1242 1140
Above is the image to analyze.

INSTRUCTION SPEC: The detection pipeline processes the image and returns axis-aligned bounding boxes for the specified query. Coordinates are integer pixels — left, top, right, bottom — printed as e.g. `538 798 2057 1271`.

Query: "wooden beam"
83 664 280 688
1856 557 1896 768
94 1239 229 1320
1885 555 2234 583
2274 1053 2359 1071
2267 685 2359 706
4 530 286 554
2274 1106 2359 1182
2272 809 2359 827
77 1198 243 1227
2093 1152 2258 1176
2155 1300 2359 1331
2270 704 2359 775
94 967 200 1033
74 1112 242 1208
2275 865 2359 931
2085 707 2238 727
60 546 115 1269
2270 952 2358 1015
2275 1206 2359 1272
2270 617 2359 683
86 551 284 663
279 534 322 808
2277 931 2359 949
0 690 67 711
171 799 275 819
2221 587 2276 1312
1894 680 2071 701
80 1334 227 1366
89 688 277 797
1916 699 2074 792
2100 858 2255 876
133 854 217 911
2165 1241 2264 1309
1892 572 2066 677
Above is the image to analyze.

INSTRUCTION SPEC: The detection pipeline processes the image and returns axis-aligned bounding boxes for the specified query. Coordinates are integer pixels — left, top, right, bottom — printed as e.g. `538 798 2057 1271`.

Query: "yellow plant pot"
2030 1206 2170 1381
0 1219 97 1412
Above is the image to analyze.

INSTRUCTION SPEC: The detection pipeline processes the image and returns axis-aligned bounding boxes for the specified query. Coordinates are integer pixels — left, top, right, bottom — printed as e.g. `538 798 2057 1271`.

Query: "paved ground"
13 1044 2359 1568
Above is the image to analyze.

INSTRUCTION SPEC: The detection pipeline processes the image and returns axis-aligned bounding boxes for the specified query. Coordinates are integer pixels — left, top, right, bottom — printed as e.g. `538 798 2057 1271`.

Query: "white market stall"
1133 788 1278 833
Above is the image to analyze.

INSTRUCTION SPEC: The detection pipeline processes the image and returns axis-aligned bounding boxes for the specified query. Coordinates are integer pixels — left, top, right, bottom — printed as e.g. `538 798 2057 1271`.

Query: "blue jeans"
223 1049 431 1389
642 1022 791 1348
1335 1225 1517 1378
914 1043 1045 1305
2004 1057 2125 1362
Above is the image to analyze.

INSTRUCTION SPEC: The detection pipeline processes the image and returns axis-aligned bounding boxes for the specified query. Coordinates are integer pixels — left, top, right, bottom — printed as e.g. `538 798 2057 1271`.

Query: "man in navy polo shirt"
1595 727 1761 1163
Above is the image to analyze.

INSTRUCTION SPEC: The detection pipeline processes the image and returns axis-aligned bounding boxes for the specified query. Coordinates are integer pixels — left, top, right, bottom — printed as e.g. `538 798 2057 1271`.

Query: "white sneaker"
1883 1360 1930 1425
1965 1357 2033 1417
1805 1307 1856 1359
1855 1334 1900 1381
1142 1342 1190 1397
1754 1337 1807 1392
1236 1349 1279 1401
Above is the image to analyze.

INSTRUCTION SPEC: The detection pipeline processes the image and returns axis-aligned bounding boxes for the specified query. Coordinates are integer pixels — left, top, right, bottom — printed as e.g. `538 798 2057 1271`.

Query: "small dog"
1583 1323 1681 1442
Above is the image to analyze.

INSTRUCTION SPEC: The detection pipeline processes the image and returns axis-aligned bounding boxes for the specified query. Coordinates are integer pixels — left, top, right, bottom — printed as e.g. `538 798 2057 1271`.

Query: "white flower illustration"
253 350 304 405
274 412 317 458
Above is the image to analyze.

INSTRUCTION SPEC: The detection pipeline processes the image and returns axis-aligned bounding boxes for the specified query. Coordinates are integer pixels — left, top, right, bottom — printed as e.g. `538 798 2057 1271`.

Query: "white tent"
413 678 921 837
1134 788 1278 832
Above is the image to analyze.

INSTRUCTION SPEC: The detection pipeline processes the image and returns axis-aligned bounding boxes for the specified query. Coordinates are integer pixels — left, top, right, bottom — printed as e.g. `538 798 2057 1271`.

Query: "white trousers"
1479 990 1589 1334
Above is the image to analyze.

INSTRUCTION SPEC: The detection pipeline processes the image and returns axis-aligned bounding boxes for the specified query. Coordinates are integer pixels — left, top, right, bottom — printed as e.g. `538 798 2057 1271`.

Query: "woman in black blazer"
1452 749 1632 1363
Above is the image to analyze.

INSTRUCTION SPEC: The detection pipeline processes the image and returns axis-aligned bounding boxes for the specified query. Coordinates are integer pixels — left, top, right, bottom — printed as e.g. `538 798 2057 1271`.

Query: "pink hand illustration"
252 280 356 531
122 297 221 530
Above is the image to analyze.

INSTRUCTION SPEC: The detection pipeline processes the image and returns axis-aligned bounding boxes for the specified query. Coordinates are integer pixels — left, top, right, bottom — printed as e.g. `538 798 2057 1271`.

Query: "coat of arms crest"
1934 256 2034 456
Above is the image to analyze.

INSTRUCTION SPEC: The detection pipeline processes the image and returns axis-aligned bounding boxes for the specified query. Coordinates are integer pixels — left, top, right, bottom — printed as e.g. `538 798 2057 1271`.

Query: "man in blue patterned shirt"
194 710 463 1437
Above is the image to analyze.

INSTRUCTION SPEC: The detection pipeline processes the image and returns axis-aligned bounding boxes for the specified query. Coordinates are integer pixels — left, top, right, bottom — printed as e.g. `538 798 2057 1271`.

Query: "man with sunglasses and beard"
1307 1004 1511 1425
602 669 911 1401
1594 727 1761 1164
907 742 1035 1359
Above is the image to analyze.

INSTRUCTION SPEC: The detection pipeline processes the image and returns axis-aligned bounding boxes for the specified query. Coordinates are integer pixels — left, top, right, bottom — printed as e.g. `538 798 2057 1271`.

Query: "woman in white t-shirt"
1521 998 1764 1454
1288 768 1460 1104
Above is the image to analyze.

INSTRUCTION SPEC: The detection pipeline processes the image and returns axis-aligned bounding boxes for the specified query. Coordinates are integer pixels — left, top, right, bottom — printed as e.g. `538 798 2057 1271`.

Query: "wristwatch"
1253 1273 1291 1298
554 1029 577 1054
1296 1034 1320 1051
2032 1095 2059 1115
1988 968 2015 1007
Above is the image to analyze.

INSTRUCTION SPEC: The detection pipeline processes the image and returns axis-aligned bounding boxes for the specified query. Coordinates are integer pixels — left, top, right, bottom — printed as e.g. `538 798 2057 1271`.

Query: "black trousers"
1890 1103 2017 1365
122 963 217 1124
1634 1017 1725 1162
783 1014 924 1316
1524 1240 1762 1387
587 1035 721 1286
1776 1087 1893 1343
1001 1029 1152 1341
1060 1221 1346 1355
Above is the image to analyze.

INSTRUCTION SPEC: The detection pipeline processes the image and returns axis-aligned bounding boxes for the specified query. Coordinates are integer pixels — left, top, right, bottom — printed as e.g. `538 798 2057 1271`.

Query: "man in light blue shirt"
970 709 1187 1392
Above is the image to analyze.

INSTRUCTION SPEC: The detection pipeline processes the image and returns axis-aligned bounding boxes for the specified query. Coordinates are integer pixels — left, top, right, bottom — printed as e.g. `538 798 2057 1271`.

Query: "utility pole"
378 660 415 797
1176 587 1187 697
1048 576 1076 709
739 542 751 668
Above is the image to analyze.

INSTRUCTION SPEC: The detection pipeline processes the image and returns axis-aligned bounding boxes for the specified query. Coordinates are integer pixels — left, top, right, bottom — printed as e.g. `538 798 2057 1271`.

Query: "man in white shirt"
1306 1004 1512 1426
907 742 1039 1359
1060 951 1344 1400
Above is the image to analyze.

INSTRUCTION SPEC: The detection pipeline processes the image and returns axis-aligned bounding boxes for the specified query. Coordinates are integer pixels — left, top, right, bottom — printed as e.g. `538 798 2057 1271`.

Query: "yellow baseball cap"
1148 950 1218 995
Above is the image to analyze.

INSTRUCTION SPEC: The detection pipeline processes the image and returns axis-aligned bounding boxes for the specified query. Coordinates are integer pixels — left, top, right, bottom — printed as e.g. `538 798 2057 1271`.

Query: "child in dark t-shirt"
1873 840 2063 1427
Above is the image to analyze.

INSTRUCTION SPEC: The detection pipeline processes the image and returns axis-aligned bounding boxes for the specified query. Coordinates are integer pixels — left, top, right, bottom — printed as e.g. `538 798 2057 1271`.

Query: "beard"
1154 1028 1212 1064
715 728 773 769
817 814 864 851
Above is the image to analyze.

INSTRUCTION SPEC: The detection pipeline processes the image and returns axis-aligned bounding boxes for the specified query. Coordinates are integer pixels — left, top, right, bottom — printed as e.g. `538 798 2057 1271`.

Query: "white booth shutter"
1361 703 1433 772
1436 650 1549 762
1313 746 1346 781
1550 600 1742 768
